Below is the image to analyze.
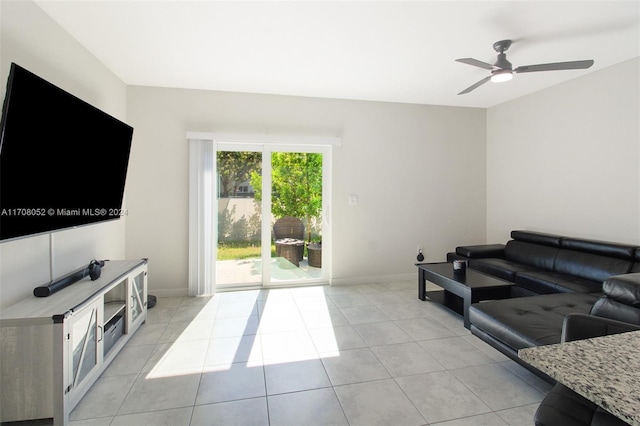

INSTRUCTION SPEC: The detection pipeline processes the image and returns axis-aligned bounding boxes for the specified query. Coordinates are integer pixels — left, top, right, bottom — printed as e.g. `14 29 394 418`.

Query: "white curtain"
188 139 216 296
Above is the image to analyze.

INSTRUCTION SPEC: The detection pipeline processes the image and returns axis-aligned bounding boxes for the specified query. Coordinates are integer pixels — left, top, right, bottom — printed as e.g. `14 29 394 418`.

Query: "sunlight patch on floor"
216 257 322 287
145 285 338 379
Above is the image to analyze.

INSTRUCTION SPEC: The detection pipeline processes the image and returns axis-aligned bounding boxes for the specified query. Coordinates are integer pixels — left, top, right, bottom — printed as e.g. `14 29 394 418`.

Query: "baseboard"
330 272 414 286
147 288 189 298
148 272 416 297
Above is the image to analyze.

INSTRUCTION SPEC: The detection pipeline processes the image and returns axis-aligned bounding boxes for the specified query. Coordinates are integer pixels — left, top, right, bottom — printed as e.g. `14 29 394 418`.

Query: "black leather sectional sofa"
448 230 640 296
447 230 640 379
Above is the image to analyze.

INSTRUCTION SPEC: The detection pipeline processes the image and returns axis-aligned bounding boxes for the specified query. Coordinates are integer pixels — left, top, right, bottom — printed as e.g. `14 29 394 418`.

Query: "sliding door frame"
188 132 336 293
217 142 332 288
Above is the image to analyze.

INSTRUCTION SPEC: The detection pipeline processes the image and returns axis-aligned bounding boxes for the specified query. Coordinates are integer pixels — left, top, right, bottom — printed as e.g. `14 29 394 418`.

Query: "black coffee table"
417 262 514 329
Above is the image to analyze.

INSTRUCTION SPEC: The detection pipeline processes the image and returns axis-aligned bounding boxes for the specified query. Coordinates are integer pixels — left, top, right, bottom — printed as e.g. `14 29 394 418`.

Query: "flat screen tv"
0 63 134 242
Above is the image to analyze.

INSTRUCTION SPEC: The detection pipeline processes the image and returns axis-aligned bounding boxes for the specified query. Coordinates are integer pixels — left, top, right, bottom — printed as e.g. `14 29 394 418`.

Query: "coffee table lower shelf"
417 262 514 329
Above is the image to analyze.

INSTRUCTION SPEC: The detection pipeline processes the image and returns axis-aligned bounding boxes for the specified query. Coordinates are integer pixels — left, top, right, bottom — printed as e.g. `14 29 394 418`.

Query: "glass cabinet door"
70 302 100 389
130 271 146 327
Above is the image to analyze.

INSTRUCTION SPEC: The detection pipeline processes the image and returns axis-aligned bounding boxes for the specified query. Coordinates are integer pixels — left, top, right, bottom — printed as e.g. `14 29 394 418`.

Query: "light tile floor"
70 280 552 425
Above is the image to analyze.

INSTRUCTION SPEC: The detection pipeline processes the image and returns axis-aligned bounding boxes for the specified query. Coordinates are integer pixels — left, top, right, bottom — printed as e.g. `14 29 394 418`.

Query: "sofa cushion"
590 298 640 325
589 273 640 324
469 293 599 350
504 240 559 270
553 249 632 283
515 271 602 294
511 230 563 247
560 237 636 260
469 258 541 282
455 244 505 258
631 250 640 273
602 273 640 305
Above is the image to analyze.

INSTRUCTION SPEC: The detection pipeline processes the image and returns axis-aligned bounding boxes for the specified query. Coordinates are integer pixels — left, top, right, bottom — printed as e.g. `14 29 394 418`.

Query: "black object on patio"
274 216 305 265
307 242 322 268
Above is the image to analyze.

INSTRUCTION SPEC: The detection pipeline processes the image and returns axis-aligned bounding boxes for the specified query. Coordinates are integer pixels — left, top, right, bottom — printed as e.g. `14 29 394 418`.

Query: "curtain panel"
188 139 216 296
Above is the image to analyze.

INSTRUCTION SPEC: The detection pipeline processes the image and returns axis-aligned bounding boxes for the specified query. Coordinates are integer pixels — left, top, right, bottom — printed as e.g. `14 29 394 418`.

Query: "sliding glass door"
215 148 263 286
215 143 329 288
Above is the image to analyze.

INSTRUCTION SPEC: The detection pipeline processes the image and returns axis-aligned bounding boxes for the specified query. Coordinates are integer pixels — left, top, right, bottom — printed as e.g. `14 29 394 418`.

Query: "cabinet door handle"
97 325 103 342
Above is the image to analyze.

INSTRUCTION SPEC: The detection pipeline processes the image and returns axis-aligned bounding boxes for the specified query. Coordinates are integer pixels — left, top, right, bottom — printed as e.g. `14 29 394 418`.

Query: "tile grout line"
71 283 545 425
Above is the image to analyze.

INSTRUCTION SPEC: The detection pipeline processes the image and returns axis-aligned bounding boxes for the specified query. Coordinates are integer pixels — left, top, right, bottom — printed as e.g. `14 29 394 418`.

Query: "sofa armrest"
455 244 505 259
561 313 640 343
602 273 640 306
589 273 640 325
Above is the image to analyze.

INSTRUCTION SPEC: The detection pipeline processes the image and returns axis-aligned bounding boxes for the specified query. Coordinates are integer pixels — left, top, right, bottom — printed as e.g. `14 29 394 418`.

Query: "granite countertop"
519 330 640 426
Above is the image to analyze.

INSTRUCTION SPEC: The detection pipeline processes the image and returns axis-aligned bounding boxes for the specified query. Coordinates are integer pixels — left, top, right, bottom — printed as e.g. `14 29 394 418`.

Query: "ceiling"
34 1 640 108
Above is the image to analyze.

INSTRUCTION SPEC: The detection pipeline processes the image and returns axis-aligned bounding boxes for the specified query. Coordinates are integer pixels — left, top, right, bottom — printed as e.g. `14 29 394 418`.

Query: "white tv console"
0 259 148 425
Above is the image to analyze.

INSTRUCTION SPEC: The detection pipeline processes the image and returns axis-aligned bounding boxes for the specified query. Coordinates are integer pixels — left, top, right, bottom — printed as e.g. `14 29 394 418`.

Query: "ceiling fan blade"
456 58 496 70
458 76 492 95
515 60 594 73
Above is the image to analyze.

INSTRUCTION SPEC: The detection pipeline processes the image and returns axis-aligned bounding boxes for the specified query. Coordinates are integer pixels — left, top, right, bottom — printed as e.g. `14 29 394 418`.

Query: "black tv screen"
0 63 134 242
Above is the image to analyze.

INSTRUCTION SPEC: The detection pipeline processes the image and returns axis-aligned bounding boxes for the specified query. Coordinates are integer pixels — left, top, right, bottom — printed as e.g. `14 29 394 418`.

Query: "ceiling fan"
456 40 594 95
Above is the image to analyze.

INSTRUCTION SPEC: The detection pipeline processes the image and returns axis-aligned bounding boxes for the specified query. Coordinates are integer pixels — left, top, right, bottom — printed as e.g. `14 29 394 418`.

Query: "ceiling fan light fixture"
491 70 513 83
456 40 594 95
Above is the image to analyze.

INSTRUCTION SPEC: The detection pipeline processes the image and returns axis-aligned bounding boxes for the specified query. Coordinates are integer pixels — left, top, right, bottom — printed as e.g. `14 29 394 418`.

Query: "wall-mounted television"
0 63 134 242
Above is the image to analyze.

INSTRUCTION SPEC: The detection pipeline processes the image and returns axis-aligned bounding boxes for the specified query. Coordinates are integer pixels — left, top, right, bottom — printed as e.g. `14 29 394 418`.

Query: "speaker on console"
88 259 105 281
33 259 107 297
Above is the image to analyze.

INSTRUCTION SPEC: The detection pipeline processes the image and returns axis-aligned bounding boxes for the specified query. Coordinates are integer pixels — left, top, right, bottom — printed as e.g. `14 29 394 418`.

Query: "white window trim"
187 131 341 147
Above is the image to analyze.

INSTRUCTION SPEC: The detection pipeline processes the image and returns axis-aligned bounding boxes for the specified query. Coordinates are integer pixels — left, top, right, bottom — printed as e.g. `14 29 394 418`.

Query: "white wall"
0 1 128 308
487 58 640 244
0 0 487 303
13 1 635 302
126 88 487 295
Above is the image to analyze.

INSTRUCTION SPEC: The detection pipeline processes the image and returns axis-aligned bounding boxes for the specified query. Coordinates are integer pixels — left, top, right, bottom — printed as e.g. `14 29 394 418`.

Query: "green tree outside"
251 152 322 242
216 151 261 197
